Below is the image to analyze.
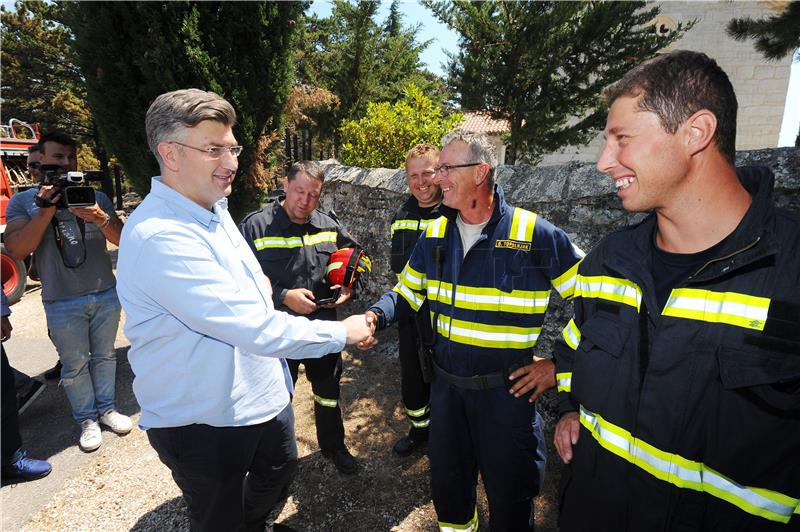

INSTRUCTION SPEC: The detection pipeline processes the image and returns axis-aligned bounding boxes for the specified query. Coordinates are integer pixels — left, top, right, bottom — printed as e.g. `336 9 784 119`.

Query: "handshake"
340 311 379 350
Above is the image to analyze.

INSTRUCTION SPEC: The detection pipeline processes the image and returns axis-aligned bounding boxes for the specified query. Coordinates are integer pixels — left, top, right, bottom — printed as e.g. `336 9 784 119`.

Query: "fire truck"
1 119 39 304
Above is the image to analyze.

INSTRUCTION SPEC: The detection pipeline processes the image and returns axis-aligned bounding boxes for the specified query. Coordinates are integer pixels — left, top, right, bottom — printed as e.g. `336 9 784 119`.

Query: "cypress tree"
64 1 303 218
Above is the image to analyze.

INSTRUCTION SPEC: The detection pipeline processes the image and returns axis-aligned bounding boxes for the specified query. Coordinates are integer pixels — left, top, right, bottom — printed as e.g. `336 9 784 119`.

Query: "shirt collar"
149 176 226 228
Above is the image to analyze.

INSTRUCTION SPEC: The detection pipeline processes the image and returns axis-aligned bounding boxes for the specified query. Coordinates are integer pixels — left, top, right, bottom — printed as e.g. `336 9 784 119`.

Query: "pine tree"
424 0 687 163
727 2 800 62
63 2 303 218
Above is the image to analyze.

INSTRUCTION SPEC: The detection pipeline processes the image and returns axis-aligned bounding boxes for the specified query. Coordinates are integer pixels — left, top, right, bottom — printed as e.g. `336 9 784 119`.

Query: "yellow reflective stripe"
436 315 540 349
391 219 419 237
419 217 438 231
410 418 430 428
574 275 642 310
552 259 582 299
662 288 770 331
399 263 426 291
579 406 799 523
556 372 572 392
313 394 338 408
325 261 343 276
510 207 537 241
393 283 425 312
426 216 448 238
427 280 550 315
253 230 337 250
406 405 430 418
562 319 581 350
439 506 478 531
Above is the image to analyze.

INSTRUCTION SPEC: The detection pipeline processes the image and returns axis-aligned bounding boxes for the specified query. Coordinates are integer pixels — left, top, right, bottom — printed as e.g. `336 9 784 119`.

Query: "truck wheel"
1 244 27 305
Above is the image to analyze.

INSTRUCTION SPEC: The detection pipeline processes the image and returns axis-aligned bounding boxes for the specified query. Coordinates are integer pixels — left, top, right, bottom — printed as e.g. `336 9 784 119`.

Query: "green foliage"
340 83 462 168
0 2 94 141
62 2 303 218
294 1 441 143
423 0 687 163
727 2 800 62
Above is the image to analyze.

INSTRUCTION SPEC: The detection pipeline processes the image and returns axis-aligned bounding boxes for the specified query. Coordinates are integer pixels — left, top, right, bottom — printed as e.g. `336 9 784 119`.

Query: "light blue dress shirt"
117 177 347 429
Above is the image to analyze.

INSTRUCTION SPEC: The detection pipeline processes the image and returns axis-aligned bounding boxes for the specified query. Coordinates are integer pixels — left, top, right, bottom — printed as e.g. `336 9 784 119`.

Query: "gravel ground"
10 324 563 531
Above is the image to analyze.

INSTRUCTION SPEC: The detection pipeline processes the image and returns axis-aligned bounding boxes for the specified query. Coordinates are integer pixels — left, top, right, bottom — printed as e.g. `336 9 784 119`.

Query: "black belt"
432 359 528 391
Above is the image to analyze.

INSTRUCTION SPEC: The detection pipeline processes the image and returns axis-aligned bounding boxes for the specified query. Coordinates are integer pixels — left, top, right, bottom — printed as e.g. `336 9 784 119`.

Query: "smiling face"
596 95 690 213
168 120 238 209
405 154 440 208
40 141 78 173
282 172 323 224
434 140 483 212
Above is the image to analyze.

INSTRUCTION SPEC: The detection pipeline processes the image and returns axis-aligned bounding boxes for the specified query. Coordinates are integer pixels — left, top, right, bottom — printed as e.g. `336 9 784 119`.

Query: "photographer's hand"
35 185 61 211
70 204 122 246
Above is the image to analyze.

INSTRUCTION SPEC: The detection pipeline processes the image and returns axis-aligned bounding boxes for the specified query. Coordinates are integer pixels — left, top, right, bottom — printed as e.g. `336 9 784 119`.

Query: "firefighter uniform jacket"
554 167 800 531
374 184 583 375
389 196 441 276
238 197 362 321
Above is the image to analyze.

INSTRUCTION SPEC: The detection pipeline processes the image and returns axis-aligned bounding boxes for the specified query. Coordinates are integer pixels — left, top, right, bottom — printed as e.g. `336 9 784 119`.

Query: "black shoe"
392 435 427 457
266 524 298 532
322 448 357 475
43 361 62 381
17 380 46 414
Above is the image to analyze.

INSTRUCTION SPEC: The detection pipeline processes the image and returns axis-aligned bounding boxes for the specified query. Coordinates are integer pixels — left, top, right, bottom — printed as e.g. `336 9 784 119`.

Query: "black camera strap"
50 215 87 268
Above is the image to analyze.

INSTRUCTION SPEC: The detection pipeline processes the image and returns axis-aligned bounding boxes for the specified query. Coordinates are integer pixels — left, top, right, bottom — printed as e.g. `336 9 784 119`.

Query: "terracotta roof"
460 111 510 135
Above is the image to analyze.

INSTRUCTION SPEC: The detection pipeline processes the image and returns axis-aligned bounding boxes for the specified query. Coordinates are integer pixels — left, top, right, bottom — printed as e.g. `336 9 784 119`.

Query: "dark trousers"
1 345 22 465
397 318 430 439
287 352 345 452
147 403 298 532
429 381 546 531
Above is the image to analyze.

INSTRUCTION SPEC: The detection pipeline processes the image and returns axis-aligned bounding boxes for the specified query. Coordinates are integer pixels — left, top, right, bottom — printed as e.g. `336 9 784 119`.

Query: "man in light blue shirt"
117 88 374 532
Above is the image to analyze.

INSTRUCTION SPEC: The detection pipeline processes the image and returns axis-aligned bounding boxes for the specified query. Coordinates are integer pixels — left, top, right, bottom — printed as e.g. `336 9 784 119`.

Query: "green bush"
339 83 461 169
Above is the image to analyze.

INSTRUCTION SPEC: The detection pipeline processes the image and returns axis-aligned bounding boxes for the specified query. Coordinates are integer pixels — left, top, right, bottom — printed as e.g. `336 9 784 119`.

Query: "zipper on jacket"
687 237 760 281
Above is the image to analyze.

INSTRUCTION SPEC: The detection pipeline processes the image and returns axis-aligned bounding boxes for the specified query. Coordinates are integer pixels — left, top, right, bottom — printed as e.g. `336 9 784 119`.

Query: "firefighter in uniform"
363 130 583 531
389 143 441 456
554 50 800 531
239 160 368 475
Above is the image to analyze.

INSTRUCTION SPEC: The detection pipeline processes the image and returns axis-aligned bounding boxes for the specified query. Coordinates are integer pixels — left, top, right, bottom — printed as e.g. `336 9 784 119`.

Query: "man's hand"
356 310 379 350
342 313 375 345
1 316 12 342
69 203 109 226
283 288 317 315
34 185 60 211
554 411 581 464
508 357 556 402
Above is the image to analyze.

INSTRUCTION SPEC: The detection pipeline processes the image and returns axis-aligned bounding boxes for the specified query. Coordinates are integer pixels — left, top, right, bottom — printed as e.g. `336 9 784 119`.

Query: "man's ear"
685 109 717 157
157 142 180 173
474 162 490 186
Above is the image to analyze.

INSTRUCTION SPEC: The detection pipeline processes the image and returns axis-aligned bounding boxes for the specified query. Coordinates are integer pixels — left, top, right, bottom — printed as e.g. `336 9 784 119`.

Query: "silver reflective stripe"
580 406 799 523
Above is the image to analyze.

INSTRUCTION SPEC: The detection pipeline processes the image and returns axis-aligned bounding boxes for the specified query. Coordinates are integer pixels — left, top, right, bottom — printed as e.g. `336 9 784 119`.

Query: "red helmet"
326 248 372 288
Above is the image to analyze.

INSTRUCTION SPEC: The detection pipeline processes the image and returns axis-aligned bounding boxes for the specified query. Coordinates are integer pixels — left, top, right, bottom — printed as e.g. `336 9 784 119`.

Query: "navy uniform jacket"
239 197 362 322
372 184 583 376
554 167 800 531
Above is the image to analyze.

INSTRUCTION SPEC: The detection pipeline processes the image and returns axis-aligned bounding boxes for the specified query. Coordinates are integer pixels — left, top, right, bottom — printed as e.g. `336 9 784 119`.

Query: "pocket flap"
579 313 628 357
717 345 800 389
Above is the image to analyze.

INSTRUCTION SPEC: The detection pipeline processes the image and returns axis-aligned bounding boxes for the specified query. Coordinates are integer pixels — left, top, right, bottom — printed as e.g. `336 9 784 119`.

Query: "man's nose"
596 142 616 174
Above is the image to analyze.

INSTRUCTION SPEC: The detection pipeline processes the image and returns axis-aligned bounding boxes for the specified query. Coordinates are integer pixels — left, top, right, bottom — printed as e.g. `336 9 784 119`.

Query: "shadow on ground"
14 345 139 467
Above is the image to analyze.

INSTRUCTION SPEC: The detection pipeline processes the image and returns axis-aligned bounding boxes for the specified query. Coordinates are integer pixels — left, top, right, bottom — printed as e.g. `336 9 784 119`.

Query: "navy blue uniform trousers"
429 380 546 531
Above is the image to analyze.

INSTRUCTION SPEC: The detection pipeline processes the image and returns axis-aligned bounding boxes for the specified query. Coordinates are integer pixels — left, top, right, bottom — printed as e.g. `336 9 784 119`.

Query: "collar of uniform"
403 195 441 217
273 194 327 230
149 176 224 228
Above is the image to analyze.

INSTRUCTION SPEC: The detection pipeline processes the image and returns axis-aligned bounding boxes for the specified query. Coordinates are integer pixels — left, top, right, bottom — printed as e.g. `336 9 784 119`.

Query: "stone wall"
322 147 799 421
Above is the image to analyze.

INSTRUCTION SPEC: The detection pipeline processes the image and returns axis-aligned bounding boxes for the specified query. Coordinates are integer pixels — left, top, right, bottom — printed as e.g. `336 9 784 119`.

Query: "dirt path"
2 292 563 531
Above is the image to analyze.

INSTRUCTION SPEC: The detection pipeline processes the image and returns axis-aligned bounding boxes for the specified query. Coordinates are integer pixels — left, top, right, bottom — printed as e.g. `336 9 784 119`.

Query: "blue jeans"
44 287 121 423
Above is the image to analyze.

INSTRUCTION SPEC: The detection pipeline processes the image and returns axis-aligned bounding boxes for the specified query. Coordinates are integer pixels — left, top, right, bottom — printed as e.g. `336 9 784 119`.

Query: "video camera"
36 164 104 209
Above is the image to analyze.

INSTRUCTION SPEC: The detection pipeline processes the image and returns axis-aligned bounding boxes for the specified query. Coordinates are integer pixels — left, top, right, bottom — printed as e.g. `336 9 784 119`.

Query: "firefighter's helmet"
326 247 372 288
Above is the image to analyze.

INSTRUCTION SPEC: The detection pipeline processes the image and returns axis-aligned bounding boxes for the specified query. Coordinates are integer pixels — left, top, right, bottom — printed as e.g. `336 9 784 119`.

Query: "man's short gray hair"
145 88 236 168
441 129 497 168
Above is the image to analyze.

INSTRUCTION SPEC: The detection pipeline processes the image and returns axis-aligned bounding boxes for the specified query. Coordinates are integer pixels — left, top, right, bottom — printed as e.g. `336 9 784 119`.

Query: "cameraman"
4 131 131 453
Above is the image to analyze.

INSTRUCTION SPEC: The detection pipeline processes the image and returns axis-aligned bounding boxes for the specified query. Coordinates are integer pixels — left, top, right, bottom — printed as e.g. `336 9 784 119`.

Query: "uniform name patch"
496 239 530 251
